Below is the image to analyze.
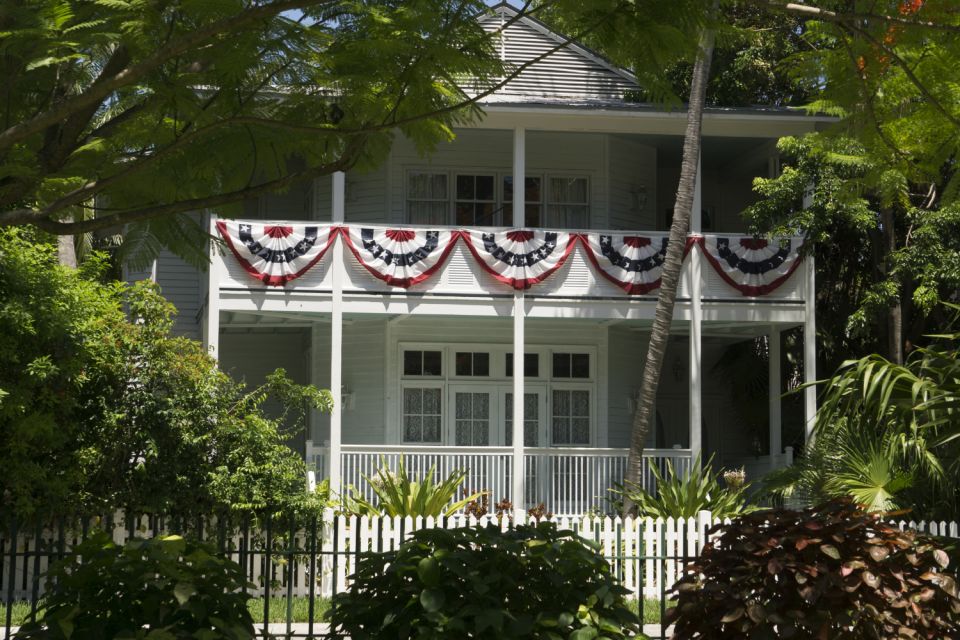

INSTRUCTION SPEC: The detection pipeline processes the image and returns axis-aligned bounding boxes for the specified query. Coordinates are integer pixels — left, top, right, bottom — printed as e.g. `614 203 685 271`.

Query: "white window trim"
394 342 597 446
403 167 591 228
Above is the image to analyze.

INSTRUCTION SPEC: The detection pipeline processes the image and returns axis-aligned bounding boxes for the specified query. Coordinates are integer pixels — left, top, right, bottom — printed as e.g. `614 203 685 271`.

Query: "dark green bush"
328 522 640 639
667 498 960 638
15 532 255 640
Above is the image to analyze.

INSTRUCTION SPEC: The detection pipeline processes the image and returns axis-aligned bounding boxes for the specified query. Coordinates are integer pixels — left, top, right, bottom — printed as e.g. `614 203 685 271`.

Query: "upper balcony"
212 218 811 323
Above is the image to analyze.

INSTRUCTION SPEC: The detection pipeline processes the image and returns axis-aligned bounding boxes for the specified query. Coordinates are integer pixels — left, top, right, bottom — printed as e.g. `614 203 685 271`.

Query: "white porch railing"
306 442 694 515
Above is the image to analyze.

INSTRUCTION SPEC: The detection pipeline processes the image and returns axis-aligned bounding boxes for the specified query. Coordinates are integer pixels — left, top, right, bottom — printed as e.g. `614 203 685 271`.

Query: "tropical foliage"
667 499 960 639
618 456 757 521
15 533 255 640
328 522 641 639
0 229 332 520
766 325 960 519
344 456 484 519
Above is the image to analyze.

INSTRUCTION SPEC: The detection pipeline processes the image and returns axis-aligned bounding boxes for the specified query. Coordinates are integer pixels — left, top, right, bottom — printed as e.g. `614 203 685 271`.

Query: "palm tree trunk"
623 25 716 514
880 205 902 364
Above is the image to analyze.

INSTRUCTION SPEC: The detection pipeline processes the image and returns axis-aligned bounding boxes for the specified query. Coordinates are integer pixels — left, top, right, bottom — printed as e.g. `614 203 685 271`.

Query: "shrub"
15 532 255 639
344 455 484 518
620 455 757 520
328 522 640 639
667 498 960 639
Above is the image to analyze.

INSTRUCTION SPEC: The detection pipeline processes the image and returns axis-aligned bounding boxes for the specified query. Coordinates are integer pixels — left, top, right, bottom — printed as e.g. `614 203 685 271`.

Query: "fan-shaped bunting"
216 220 336 286
341 226 459 288
698 235 804 296
459 229 577 290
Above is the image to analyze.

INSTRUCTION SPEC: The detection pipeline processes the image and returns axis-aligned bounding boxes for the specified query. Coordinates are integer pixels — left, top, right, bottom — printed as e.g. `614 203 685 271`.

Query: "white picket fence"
2 511 714 603
5 512 959 605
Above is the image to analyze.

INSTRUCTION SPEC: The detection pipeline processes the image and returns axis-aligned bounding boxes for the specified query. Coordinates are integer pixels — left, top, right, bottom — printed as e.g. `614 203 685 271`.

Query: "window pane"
572 354 590 378
403 351 421 376
455 203 475 226
455 421 471 445
404 387 422 414
473 421 489 445
475 202 496 226
455 352 472 376
456 175 474 200
572 390 590 416
553 389 570 414
409 172 447 199
423 388 441 414
404 415 421 442
475 393 489 419
423 415 441 442
476 175 494 201
552 417 569 444
524 177 542 203
550 177 588 204
423 351 442 376
455 392 472 419
408 202 447 225
572 418 590 444
553 353 571 378
525 353 539 377
474 352 489 376
525 205 542 228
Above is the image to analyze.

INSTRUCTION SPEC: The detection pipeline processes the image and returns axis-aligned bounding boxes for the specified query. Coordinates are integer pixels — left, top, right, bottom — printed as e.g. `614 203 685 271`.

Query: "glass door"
449 386 495 446
501 386 547 508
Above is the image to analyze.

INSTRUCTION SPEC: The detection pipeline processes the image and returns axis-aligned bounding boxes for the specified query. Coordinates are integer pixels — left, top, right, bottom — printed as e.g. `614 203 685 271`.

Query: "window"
407 172 448 225
503 176 542 227
455 352 489 376
403 387 442 443
455 174 497 226
547 177 589 228
506 353 540 378
552 353 590 379
403 350 442 376
454 391 490 445
552 389 590 445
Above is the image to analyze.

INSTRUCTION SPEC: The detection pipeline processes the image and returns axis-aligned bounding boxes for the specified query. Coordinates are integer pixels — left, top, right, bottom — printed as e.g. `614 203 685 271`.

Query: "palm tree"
623 20 717 512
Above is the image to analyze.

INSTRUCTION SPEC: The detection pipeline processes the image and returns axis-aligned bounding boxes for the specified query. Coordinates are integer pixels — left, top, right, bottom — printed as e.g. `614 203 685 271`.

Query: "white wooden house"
135 4 826 515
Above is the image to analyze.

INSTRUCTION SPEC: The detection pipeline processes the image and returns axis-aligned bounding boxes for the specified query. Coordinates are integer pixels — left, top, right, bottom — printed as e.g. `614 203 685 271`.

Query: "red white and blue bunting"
216 220 336 286
342 226 459 288
698 235 804 296
459 229 577 290
580 233 671 294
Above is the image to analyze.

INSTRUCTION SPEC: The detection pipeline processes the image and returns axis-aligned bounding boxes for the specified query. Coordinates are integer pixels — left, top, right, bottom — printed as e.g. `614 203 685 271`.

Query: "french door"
446 385 547 446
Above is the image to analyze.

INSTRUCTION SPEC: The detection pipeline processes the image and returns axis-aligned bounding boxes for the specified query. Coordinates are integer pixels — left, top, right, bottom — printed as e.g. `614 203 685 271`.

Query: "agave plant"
619 454 758 520
346 455 485 518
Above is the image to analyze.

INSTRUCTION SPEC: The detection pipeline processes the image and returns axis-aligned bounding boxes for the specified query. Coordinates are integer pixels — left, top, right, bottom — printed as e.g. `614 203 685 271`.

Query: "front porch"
307 442 697 515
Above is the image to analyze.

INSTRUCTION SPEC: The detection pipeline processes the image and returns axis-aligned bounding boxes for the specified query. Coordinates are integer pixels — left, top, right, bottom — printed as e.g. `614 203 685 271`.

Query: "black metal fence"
2 512 696 640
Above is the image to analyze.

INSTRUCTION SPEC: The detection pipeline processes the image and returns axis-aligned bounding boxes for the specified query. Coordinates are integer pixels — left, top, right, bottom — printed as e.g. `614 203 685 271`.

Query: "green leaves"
16 533 255 639
329 523 640 639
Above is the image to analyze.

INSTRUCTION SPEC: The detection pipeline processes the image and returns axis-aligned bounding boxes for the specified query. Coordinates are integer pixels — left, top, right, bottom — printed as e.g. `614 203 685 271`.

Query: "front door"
501 386 547 447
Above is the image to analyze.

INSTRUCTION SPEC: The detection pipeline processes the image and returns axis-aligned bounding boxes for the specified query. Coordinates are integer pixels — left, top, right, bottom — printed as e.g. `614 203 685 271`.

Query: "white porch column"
803 255 817 442
203 214 221 361
329 172 346 495
768 325 782 470
512 126 526 520
688 158 703 462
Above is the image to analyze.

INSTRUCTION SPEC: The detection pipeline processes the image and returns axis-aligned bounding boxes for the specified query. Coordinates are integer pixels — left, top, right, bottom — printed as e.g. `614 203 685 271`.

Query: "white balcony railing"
216 223 808 303
306 442 694 516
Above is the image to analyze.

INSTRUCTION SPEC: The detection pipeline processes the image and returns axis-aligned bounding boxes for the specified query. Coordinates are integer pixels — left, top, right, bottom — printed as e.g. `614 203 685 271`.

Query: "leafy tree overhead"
0 228 332 521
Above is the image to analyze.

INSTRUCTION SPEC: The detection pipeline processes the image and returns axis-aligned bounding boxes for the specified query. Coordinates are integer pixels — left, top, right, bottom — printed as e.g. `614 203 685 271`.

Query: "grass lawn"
4 597 666 626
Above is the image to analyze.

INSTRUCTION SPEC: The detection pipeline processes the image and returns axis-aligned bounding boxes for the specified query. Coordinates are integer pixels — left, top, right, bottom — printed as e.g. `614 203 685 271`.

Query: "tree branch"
751 0 960 34
2 137 366 234
0 0 337 154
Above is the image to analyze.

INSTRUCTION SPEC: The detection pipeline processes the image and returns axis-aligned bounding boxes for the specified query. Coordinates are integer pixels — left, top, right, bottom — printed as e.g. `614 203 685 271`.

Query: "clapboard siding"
154 251 202 340
478 8 636 99
608 137 657 230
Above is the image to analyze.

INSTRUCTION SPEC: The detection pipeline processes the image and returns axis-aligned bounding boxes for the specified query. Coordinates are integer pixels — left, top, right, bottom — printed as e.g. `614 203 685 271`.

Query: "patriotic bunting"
698 235 804 296
459 229 577 290
580 233 670 294
342 226 459 288
216 220 336 286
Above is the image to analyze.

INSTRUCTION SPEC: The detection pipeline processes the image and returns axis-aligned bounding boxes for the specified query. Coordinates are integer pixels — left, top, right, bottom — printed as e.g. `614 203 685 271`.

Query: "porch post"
203 214 221 361
688 158 703 463
768 325 782 471
803 254 817 442
512 126 526 520
329 172 345 496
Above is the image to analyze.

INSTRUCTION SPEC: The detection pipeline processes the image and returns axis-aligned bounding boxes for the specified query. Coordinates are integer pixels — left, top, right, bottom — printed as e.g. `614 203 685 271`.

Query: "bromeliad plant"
346 455 485 518
619 455 758 520
667 498 960 639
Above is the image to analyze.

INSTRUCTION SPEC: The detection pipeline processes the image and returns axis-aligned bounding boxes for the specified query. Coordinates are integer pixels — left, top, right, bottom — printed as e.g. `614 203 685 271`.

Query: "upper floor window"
407 172 448 225
405 170 589 228
455 174 497 226
548 177 589 229
503 176 542 227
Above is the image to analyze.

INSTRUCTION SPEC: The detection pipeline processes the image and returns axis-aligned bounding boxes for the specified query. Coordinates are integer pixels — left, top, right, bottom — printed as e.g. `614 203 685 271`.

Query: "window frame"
405 170 450 226
549 383 594 447
400 382 445 444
